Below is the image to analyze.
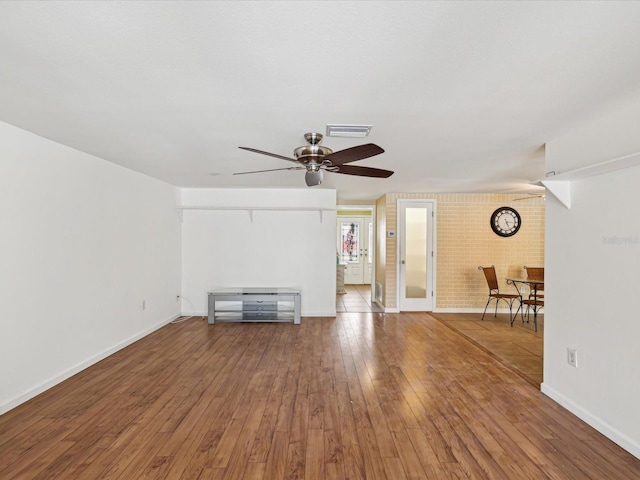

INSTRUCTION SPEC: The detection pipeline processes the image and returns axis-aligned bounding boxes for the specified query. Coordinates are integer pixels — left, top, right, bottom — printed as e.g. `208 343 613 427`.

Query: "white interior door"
364 220 373 281
398 200 435 311
338 217 371 285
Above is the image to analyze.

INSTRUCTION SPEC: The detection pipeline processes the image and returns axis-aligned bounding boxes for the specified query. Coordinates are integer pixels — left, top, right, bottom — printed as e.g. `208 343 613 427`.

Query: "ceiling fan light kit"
236 132 393 187
305 169 323 186
325 124 372 138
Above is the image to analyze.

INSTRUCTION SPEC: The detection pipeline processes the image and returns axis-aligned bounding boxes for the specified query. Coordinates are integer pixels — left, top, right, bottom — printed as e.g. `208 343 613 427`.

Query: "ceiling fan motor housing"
294 132 333 164
294 145 333 163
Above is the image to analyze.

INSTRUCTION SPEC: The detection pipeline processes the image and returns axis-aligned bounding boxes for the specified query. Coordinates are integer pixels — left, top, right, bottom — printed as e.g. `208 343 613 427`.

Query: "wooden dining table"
505 277 544 332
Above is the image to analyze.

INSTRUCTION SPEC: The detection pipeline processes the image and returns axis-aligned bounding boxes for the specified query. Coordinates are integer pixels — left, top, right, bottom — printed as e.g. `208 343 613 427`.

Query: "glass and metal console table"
207 288 301 325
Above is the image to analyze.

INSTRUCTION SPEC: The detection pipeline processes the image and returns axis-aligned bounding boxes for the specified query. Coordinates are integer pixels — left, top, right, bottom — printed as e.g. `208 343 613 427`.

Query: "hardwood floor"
1 312 639 479
336 285 384 313
432 312 543 387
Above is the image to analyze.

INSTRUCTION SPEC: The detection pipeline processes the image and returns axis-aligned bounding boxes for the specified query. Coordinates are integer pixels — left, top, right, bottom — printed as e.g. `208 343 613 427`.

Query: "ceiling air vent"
326 124 372 138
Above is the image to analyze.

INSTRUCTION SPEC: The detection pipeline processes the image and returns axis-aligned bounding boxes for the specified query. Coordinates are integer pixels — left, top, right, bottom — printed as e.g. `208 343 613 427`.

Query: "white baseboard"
0 313 180 415
541 382 640 459
370 296 400 313
303 311 338 317
195 310 337 319
433 307 519 314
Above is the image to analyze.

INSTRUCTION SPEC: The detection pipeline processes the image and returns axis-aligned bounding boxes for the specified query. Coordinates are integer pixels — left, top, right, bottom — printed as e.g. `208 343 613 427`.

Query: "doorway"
397 199 436 311
336 207 379 313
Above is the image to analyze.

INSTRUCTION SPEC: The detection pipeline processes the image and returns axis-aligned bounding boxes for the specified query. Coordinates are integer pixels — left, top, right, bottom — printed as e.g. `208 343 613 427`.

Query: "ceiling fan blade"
233 166 304 175
334 165 394 178
238 147 299 164
324 143 384 166
513 194 545 201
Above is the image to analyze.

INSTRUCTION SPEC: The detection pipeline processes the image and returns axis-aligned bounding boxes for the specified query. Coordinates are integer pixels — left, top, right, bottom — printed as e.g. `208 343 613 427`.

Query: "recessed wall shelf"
533 150 640 209
176 205 336 223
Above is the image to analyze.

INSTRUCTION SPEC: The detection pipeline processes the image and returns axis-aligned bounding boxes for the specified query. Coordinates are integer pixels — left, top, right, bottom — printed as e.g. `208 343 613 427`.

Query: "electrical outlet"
520 286 525 294
567 348 578 367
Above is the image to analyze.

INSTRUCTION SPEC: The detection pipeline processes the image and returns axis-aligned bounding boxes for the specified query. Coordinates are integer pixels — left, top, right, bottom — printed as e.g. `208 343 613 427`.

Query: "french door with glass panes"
337 216 372 284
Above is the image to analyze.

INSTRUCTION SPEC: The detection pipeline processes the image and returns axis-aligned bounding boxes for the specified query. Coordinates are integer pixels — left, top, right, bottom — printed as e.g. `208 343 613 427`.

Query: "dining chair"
515 266 544 331
512 296 544 331
523 265 543 280
523 265 544 302
478 266 521 321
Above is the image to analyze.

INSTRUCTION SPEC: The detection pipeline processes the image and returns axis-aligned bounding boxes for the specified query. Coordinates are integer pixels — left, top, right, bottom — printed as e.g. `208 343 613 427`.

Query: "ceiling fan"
235 132 393 186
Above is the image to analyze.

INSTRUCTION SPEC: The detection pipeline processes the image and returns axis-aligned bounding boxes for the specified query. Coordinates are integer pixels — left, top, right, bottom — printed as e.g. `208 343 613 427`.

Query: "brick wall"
378 193 544 310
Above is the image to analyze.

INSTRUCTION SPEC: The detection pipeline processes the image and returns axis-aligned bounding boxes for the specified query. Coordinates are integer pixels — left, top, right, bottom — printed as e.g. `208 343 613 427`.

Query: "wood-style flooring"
336 285 384 313
1 312 639 479
432 312 543 387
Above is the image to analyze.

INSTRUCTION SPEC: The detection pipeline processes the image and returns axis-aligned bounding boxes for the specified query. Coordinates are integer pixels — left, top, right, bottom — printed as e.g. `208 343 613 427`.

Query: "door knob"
401 260 406 264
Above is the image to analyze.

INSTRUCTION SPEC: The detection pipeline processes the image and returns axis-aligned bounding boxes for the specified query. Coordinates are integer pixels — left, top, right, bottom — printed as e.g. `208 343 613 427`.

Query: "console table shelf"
208 288 301 325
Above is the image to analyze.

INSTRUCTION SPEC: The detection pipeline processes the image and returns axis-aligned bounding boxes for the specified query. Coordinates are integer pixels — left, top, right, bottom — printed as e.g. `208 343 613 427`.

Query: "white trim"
534 150 640 209
0 313 180 415
541 382 640 459
535 150 640 183
177 205 335 223
541 180 571 208
178 205 336 212
433 307 525 314
384 307 400 313
432 206 438 305
195 310 337 318
397 199 437 311
336 204 377 303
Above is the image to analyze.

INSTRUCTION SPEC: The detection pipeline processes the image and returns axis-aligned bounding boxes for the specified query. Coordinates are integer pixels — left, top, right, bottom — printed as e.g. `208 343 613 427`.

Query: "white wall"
181 188 336 317
543 88 640 458
0 121 182 414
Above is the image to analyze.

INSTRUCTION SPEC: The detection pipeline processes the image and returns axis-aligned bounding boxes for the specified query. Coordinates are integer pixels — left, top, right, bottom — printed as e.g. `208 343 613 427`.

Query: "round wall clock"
490 207 521 237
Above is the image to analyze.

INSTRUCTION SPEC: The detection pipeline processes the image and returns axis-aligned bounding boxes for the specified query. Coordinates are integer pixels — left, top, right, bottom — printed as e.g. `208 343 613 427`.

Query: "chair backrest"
524 266 544 281
524 266 544 292
478 266 499 291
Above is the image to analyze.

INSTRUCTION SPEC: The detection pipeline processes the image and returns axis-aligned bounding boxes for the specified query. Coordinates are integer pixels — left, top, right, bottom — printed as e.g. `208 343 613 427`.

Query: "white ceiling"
2 1 640 201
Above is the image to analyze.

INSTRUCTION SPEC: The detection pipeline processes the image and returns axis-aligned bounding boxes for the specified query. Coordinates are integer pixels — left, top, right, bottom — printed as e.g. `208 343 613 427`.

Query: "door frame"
396 199 437 311
336 205 376 300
